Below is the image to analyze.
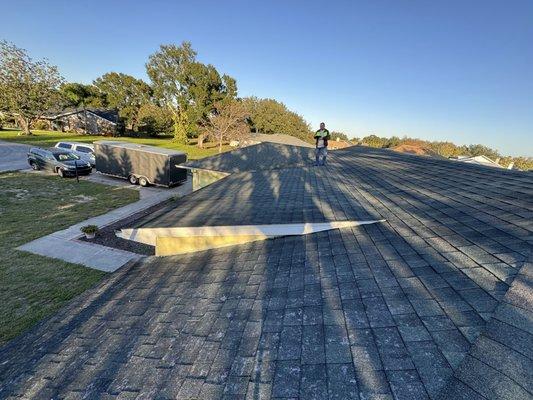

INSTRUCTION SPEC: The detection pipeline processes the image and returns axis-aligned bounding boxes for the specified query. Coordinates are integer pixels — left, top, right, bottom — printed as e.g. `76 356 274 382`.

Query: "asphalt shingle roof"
250 133 315 148
185 142 316 173
0 146 531 399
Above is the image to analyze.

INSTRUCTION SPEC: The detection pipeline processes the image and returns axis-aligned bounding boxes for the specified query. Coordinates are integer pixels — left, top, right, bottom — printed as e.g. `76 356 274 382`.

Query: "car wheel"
138 176 149 187
128 175 138 185
57 168 64 178
29 161 39 170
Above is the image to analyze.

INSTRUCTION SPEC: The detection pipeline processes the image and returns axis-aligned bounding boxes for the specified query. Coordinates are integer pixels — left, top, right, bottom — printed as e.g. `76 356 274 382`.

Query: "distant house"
451 155 504 168
41 108 119 136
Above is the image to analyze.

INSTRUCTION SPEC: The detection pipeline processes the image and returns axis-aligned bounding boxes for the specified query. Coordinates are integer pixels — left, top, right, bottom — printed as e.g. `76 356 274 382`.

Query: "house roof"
0 146 531 399
44 108 119 124
249 133 315 148
453 155 503 168
185 142 316 173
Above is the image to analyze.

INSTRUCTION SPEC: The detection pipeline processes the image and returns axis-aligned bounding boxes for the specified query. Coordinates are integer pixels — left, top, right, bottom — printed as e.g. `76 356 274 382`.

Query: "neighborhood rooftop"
0 146 532 399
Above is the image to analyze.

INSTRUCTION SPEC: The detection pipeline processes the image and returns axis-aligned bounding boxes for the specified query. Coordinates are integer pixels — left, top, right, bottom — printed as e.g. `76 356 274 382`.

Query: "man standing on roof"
314 122 330 166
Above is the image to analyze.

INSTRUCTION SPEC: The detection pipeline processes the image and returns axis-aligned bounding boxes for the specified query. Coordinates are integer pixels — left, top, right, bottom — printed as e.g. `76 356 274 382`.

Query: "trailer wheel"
138 176 149 187
128 175 138 185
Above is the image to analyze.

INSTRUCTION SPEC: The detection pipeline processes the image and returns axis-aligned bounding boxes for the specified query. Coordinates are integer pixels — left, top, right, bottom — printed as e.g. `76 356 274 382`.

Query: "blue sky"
1 0 532 156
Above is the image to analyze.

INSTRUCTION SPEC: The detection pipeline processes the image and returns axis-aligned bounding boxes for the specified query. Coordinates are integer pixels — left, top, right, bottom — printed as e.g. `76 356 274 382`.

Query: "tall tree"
194 72 238 148
242 97 312 141
184 61 223 135
146 42 196 143
222 74 237 99
146 42 237 143
0 41 64 135
202 99 250 153
93 72 152 131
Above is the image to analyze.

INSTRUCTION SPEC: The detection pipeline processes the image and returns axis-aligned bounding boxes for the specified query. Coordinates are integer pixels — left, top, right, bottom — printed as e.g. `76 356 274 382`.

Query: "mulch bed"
78 198 178 256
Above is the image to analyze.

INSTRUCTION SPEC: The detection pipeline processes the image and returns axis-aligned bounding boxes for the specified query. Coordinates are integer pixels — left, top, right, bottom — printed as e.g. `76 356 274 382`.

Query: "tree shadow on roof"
0 145 532 399
185 142 316 173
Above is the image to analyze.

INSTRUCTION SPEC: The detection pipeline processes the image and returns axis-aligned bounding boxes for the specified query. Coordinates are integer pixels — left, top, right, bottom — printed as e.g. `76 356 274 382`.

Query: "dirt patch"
73 194 95 203
5 188 30 200
57 194 96 210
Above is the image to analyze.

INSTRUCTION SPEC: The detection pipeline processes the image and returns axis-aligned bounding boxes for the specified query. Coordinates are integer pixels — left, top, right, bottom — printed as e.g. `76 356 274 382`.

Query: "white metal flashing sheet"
117 220 386 246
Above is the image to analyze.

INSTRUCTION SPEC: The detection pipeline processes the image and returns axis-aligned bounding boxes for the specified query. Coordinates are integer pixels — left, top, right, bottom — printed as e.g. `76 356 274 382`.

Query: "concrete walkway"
17 178 192 272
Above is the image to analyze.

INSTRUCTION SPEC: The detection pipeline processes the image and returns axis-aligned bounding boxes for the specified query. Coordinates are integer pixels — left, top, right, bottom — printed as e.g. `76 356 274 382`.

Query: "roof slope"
44 108 119 123
250 133 314 148
0 146 531 399
185 142 316 173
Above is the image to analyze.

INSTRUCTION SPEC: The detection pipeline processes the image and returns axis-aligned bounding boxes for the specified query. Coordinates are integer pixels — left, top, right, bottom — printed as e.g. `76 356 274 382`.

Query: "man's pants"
315 147 327 166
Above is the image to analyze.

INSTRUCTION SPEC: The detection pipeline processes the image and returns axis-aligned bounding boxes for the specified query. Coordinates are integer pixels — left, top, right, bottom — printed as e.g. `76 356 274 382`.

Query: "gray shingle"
469 336 533 394
454 355 531 400
2 145 533 400
387 370 429 400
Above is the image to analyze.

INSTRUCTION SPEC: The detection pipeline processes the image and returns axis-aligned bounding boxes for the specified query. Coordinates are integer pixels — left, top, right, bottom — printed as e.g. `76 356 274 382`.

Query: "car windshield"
77 147 94 154
54 153 79 161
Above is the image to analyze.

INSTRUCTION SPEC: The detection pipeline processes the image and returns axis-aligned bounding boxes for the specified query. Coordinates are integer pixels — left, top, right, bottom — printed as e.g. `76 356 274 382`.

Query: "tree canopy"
145 42 237 143
137 103 173 136
0 41 64 135
93 72 152 131
60 82 106 108
242 97 312 141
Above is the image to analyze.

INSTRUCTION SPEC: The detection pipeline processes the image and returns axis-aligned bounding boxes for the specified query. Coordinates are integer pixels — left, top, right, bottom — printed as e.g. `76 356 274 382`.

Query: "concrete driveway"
0 140 31 172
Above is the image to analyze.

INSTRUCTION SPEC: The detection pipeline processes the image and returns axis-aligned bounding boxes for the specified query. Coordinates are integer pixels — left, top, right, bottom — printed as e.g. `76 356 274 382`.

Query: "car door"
43 151 56 171
34 150 47 169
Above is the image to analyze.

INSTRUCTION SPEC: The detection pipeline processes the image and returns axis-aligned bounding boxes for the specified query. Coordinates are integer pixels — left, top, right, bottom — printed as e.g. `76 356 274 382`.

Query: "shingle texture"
250 133 315 148
0 146 531 399
185 142 316 173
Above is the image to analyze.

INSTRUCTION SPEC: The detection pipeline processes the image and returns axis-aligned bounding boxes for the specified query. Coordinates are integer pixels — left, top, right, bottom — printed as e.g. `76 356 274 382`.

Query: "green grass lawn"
0 172 139 345
0 128 230 160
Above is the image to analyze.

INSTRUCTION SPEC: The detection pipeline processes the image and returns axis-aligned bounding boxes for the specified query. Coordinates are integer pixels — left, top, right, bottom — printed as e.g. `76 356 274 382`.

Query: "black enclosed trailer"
94 141 187 187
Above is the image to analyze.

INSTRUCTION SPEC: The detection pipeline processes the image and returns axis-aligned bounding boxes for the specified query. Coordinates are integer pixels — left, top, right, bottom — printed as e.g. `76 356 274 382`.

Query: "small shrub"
80 225 98 234
31 120 50 130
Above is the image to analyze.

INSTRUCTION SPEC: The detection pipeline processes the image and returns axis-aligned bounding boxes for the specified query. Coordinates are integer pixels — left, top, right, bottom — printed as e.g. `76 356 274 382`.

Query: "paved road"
0 140 31 172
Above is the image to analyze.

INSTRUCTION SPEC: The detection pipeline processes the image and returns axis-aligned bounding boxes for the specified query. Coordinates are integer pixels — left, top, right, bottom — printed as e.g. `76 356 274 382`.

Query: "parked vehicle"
54 142 96 167
27 148 93 177
94 141 187 187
